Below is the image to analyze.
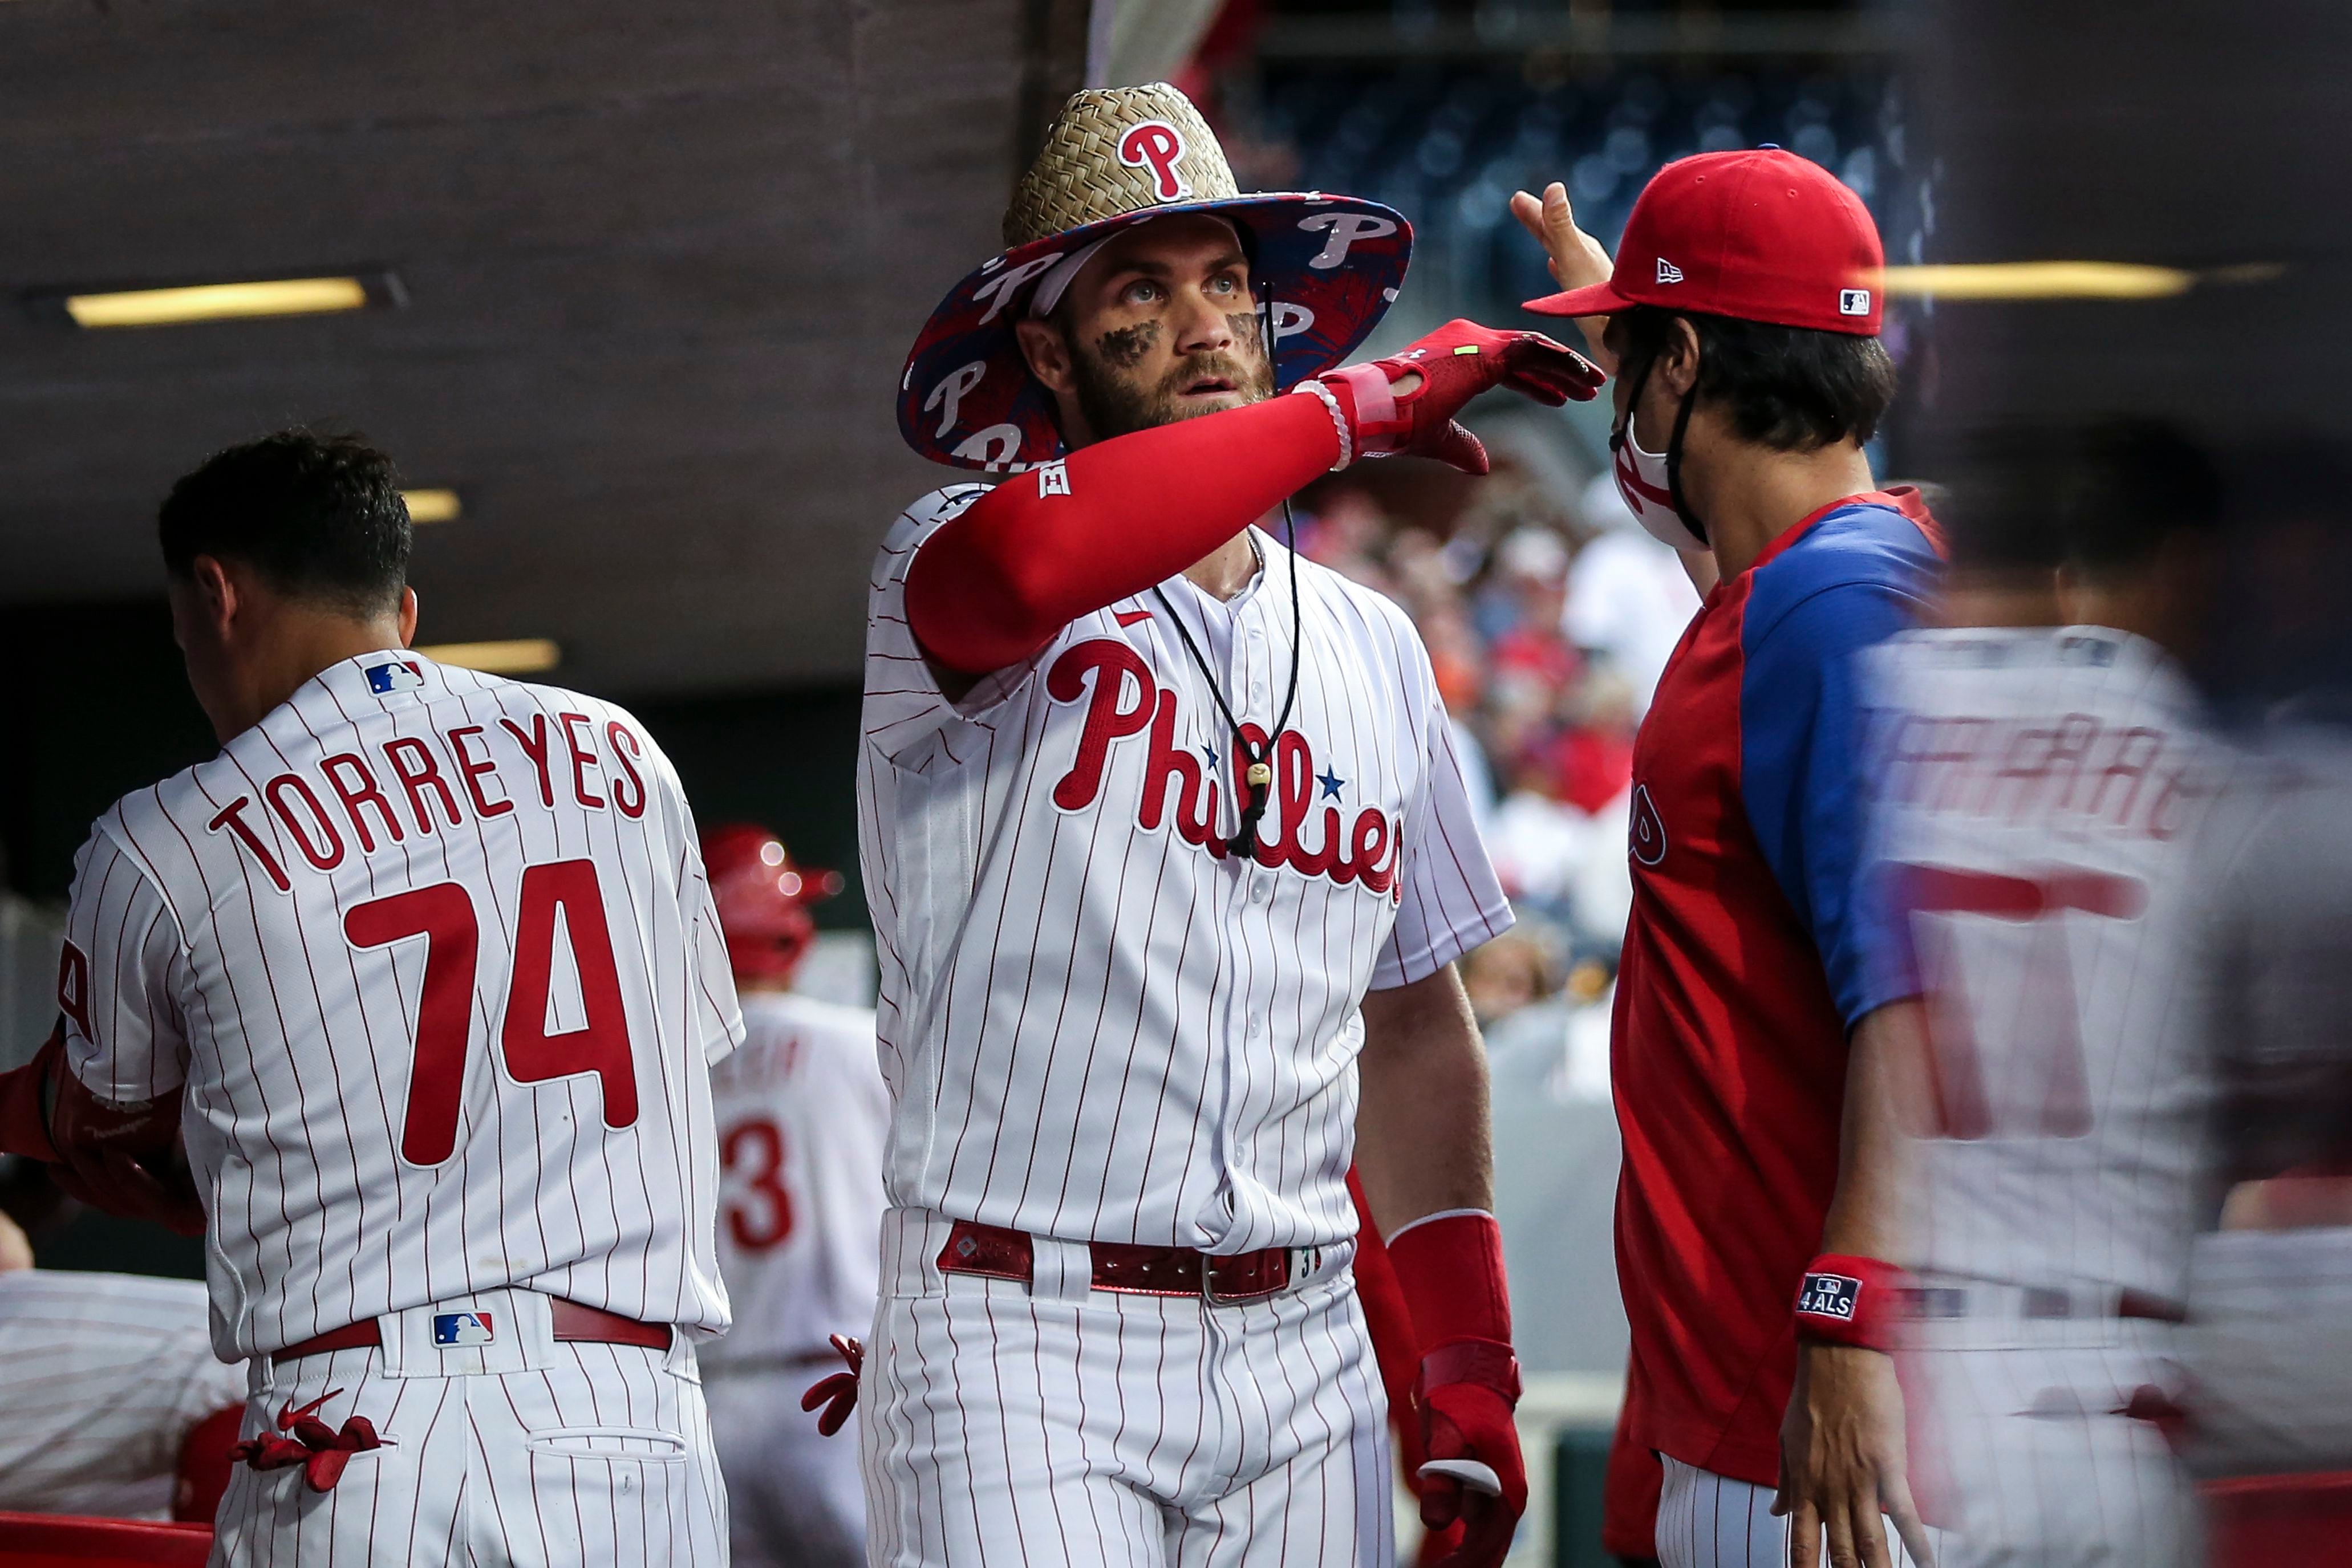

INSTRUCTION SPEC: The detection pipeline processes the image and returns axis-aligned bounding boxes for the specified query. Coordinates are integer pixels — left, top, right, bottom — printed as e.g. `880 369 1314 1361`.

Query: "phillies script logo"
1118 119 1192 201
1629 783 1667 867
1048 640 1401 896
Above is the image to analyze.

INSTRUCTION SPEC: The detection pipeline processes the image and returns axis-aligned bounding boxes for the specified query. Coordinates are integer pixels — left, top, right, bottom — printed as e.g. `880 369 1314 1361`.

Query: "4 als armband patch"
1794 1253 1911 1352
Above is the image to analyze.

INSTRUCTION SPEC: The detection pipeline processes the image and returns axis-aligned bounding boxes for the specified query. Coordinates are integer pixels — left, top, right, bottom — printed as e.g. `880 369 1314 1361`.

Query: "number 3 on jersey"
345 859 640 1167
719 1115 795 1251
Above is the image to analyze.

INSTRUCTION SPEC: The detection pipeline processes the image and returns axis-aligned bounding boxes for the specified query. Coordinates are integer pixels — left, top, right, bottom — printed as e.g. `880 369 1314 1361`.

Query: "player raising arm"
837 84 1601 1568
1 432 740 1564
1516 153 1943 1568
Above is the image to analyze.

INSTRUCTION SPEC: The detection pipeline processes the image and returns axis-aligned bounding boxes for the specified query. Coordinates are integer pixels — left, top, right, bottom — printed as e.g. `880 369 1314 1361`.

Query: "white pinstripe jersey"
703 990 889 1370
858 485 1511 1254
1866 627 2219 1298
0 1269 247 1518
57 652 744 1360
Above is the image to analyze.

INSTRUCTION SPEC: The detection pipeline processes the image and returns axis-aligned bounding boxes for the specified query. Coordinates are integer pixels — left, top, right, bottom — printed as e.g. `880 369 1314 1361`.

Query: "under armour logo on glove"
801 1333 865 1437
229 1388 388 1493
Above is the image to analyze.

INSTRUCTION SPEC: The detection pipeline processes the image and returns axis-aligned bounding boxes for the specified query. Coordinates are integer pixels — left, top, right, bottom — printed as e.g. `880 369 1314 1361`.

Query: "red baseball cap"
1525 148 1884 335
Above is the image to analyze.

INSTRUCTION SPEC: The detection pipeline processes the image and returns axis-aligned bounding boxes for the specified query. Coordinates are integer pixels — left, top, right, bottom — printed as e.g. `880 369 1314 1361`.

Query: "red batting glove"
1415 1338 1528 1568
1384 1209 1526 1568
46 1057 204 1238
1311 318 1604 475
801 1333 865 1436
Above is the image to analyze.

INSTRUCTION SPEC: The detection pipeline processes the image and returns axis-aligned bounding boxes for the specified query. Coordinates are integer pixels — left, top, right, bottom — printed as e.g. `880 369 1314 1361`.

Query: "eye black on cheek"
1094 319 1161 371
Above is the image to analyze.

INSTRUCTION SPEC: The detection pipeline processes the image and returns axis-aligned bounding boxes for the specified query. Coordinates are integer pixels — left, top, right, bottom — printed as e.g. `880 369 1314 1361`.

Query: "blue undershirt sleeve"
1740 580 1923 1029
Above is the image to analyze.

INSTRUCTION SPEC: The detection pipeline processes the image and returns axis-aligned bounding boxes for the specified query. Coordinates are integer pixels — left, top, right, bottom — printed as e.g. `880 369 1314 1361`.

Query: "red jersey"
1609 490 1941 1492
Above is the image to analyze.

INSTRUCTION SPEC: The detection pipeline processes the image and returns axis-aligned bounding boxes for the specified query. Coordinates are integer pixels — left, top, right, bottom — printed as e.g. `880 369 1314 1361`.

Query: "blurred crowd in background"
1293 461 1698 1042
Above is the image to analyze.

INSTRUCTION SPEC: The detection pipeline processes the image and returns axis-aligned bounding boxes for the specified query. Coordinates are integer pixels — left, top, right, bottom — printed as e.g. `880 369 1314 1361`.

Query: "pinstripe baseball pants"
207 1288 727 1567
1655 1457 1937 1568
860 1208 1393 1568
1901 1321 2199 1567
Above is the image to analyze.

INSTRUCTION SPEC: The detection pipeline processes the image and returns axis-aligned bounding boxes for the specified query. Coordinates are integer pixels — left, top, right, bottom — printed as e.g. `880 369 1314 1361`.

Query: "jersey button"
1250 875 1272 903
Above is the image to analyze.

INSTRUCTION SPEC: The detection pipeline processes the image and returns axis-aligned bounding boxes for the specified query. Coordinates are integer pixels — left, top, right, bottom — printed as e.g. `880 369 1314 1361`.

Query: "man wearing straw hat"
818 83 1604 1568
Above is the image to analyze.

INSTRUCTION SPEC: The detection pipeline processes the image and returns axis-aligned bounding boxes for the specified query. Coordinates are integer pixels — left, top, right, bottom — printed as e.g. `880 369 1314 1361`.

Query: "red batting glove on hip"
1385 1210 1528 1568
801 1333 865 1436
1307 318 1603 475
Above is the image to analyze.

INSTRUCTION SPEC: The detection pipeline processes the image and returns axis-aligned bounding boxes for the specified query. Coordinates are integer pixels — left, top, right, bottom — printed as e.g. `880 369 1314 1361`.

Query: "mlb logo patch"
432 1311 496 1347
1839 287 1872 317
1797 1272 1862 1321
365 660 425 696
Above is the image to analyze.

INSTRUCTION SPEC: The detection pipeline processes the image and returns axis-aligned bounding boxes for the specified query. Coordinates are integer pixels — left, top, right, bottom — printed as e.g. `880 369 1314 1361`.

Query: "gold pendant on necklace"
1246 761 1273 788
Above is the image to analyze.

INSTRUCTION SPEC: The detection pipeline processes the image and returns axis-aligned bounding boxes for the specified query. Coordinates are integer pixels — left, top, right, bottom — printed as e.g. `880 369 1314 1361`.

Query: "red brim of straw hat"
898 193 1412 473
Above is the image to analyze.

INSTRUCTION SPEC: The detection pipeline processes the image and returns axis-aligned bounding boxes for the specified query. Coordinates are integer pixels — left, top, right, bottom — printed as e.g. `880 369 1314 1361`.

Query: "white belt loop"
1029 1236 1096 1304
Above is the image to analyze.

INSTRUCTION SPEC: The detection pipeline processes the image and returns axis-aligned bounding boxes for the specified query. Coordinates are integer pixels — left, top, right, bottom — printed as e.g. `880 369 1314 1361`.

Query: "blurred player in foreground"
1518 151 1941 1567
836 83 1603 1568
0 432 740 1563
0 1160 244 1522
1867 423 2225 1565
2175 441 2352 1559
699 822 883 1568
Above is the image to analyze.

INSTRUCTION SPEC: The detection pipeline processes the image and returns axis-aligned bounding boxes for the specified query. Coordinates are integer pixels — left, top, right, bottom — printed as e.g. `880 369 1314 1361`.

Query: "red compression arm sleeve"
903 391 1341 675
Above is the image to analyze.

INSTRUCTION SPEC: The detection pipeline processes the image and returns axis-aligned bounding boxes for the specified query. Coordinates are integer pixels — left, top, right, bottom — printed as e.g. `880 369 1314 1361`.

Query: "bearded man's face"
1047 214 1276 441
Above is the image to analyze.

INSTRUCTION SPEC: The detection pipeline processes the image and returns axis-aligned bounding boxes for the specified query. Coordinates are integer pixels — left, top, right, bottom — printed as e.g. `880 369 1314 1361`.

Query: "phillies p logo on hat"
1118 120 1192 201
898 83 1410 472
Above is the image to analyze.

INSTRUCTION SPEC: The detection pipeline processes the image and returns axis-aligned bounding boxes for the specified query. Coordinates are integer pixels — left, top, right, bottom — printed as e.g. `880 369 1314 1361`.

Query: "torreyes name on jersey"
202 703 656 892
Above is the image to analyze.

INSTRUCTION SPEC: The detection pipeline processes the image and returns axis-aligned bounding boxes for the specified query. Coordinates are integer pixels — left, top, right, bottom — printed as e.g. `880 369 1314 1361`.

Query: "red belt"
937 1219 1309 1302
272 1298 672 1363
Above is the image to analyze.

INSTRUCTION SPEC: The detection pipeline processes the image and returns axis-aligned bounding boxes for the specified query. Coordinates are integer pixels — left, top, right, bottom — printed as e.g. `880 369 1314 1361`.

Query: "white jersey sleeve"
1371 686 1513 990
862 485 1056 765
57 827 190 1102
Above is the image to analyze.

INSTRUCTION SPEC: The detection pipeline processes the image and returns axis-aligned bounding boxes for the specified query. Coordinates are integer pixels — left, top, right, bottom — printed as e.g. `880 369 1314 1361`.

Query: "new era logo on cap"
432 1311 496 1347
1840 287 1872 316
1656 257 1685 285
1796 1273 1862 1321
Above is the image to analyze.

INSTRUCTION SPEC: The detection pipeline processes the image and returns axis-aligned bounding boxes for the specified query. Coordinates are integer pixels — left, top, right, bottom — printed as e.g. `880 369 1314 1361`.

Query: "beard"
1067 330 1276 442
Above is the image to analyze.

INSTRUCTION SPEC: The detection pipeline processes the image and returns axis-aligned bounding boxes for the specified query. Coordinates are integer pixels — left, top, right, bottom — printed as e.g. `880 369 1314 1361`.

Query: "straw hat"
899 83 1412 472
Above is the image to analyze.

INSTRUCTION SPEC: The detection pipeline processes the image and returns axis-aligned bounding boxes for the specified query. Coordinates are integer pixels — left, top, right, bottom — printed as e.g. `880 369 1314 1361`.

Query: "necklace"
1151 494 1306 858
